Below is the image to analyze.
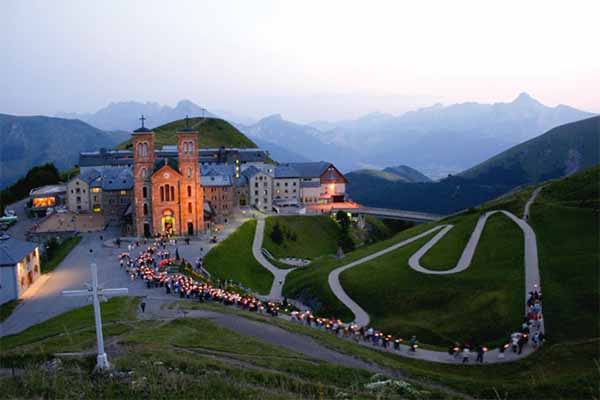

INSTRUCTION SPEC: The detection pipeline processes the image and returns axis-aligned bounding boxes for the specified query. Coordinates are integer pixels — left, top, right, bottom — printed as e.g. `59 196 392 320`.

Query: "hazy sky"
2 0 599 122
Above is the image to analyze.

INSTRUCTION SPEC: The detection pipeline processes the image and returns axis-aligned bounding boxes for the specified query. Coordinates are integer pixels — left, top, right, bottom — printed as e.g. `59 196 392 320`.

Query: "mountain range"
310 92 594 177
57 100 218 132
236 114 362 172
346 116 600 214
53 94 594 178
0 114 129 187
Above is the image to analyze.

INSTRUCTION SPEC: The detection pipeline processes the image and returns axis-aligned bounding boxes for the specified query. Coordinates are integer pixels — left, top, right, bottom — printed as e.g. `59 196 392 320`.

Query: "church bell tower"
177 117 204 235
132 115 155 237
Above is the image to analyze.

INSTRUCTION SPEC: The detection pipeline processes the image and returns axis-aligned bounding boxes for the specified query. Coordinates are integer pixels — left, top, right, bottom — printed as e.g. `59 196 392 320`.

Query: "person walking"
140 300 146 313
462 346 470 364
409 336 418 352
476 345 485 363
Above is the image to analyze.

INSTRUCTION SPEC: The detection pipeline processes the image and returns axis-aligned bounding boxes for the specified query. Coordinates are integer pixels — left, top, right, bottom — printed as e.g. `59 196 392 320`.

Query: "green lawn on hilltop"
0 298 448 400
116 117 258 150
263 216 341 260
203 220 273 295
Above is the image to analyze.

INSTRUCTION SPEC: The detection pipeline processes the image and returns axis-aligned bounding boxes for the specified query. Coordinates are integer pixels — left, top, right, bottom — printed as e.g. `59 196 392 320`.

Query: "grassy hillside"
203 220 273 295
0 297 446 399
460 116 600 184
287 166 599 345
117 117 258 150
529 165 599 342
341 212 524 346
263 216 341 259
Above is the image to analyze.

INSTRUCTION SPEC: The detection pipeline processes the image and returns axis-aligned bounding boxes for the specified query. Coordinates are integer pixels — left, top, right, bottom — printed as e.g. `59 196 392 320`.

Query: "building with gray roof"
0 234 41 305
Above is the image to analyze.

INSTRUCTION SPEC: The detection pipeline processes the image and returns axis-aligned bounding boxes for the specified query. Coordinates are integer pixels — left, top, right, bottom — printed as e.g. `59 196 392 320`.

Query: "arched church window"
187 167 192 178
143 203 148 216
170 185 175 200
188 202 192 213
142 186 147 198
160 186 165 202
187 185 192 196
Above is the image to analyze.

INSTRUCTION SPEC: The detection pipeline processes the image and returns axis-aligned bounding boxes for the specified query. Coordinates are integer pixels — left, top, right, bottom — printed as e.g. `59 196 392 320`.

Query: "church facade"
132 125 204 237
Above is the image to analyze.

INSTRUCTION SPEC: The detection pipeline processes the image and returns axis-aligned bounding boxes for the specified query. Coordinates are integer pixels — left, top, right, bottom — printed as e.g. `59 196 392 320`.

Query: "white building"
0 234 40 305
243 166 273 212
273 165 300 206
279 162 348 205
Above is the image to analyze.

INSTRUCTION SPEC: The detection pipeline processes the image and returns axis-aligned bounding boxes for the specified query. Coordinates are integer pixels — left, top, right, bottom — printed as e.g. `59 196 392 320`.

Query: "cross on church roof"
185 115 190 128
140 114 146 128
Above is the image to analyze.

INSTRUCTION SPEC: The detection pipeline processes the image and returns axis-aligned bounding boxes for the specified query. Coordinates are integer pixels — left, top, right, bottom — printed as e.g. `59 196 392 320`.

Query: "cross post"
62 262 128 371
139 114 146 128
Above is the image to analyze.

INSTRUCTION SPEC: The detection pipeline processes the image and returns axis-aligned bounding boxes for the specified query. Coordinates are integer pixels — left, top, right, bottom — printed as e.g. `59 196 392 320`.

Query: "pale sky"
1 0 599 122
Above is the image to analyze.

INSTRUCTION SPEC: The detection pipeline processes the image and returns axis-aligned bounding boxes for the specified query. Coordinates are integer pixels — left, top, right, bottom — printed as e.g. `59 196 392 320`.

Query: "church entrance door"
162 215 176 234
187 222 194 236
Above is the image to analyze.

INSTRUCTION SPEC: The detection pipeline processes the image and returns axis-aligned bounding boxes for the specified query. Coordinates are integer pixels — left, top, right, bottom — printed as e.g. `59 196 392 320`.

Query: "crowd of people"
118 239 282 318
117 237 546 364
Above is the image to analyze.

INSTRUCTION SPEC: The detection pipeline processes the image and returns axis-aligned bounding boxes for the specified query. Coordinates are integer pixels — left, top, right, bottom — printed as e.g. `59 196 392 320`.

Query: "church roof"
133 127 152 133
154 158 179 174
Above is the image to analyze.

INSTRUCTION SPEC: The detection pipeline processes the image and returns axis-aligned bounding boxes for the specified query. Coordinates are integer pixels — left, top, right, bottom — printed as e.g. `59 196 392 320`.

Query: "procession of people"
116 236 545 364
118 237 282 320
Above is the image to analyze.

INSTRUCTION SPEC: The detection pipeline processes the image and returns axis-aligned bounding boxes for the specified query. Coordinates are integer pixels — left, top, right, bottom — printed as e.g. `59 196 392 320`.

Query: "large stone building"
132 124 204 237
70 119 349 233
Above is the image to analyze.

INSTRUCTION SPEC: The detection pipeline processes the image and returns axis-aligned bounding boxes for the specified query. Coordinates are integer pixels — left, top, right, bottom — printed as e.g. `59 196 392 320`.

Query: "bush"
271 223 284 245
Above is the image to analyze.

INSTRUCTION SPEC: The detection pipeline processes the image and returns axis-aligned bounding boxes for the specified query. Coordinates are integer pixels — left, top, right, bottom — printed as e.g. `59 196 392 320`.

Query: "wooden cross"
185 114 190 128
62 262 128 370
139 114 146 128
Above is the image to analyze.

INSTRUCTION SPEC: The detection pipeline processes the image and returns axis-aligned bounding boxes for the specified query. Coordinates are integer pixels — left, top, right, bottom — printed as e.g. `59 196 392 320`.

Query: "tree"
335 210 351 232
271 223 284 245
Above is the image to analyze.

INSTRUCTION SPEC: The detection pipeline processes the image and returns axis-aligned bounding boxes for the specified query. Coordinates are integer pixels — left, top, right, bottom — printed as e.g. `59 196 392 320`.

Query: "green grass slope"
341 212 524 346
117 117 258 150
460 115 600 184
286 165 599 345
283 165 599 398
0 298 447 399
263 216 341 259
203 220 273 295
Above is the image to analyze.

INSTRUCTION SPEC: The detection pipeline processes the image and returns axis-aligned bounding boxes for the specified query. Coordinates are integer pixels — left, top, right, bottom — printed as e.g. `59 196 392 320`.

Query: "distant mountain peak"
512 92 542 106
260 114 284 122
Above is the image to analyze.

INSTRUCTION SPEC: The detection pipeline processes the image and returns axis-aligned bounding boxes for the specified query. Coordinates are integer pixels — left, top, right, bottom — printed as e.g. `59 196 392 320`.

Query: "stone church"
132 121 204 237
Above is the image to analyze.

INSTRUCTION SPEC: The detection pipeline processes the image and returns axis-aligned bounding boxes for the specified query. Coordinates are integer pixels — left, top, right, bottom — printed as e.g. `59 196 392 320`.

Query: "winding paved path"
326 190 545 363
328 226 446 326
252 218 296 301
